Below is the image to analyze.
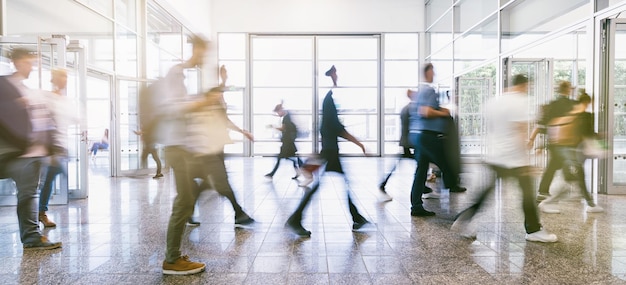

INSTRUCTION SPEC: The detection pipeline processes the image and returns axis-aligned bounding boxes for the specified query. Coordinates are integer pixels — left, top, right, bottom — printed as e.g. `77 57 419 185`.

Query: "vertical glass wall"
218 33 419 156
4 0 201 175
425 0 594 159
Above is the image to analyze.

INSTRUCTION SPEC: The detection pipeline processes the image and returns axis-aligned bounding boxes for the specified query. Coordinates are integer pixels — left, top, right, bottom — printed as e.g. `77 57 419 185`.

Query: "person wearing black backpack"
0 48 62 251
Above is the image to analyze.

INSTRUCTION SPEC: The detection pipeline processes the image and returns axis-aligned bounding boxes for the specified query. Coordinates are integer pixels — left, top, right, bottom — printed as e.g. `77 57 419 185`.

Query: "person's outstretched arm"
339 130 365 154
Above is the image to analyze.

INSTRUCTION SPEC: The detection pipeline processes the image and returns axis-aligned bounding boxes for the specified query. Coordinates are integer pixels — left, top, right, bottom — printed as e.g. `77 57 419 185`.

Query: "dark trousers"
39 163 64 212
195 152 246 218
287 150 366 225
266 156 303 177
410 132 459 210
140 143 162 175
456 164 541 234
5 157 45 244
539 145 595 206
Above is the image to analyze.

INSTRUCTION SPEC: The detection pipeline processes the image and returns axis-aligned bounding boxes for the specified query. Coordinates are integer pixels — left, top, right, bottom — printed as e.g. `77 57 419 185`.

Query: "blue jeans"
540 145 595 206
39 163 64 212
4 157 45 243
91 142 109 155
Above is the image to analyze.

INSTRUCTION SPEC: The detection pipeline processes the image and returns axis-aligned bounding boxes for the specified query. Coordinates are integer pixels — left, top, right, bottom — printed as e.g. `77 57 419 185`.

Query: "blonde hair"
51 68 67 78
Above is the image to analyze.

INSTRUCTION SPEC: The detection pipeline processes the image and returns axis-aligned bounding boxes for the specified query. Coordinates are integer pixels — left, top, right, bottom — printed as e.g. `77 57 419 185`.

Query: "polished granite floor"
1 157 626 285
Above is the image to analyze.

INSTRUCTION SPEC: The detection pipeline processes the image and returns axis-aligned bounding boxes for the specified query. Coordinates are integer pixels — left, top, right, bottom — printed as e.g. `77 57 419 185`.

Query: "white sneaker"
525 229 558 243
298 172 313 187
586 205 604 213
451 212 477 239
379 191 393 202
538 201 560 214
422 191 441 199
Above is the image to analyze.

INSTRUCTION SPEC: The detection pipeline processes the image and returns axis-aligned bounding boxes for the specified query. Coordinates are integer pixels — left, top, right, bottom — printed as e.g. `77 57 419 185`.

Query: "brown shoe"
39 212 56 228
162 255 205 275
23 236 62 250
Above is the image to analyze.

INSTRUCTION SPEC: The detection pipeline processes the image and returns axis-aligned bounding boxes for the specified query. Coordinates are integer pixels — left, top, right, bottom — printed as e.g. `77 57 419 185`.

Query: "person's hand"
527 138 535 149
358 143 366 154
440 107 450 116
242 130 254 141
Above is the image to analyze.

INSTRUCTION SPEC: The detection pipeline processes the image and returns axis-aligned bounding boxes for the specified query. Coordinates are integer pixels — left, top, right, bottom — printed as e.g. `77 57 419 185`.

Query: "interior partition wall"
218 33 420 157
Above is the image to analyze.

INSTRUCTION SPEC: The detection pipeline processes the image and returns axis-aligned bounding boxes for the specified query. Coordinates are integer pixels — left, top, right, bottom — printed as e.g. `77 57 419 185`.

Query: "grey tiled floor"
1 157 626 284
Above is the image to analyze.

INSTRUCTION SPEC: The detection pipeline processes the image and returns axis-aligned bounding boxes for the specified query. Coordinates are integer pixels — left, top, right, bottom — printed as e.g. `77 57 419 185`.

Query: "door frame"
599 18 626 194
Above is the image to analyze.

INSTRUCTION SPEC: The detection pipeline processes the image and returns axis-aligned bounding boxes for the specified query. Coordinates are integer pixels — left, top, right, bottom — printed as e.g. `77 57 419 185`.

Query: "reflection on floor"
1 157 625 284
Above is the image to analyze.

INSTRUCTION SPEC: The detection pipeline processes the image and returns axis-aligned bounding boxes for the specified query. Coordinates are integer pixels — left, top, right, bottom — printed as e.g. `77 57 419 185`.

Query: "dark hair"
578 89 591 104
10 48 35 61
423 63 434 76
512 74 529 86
189 35 208 49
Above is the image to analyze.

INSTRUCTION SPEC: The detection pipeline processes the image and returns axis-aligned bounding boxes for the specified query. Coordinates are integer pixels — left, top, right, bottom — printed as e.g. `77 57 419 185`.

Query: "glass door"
601 19 626 194
455 77 493 159
503 58 554 169
317 36 380 155
115 78 143 176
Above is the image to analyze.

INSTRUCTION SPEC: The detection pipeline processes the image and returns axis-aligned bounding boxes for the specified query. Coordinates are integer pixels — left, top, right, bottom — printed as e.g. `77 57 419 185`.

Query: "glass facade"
3 0 200 176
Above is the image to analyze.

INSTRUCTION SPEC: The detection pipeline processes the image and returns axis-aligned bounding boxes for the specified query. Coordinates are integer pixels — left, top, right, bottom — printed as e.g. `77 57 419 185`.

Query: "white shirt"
156 64 195 147
484 91 531 168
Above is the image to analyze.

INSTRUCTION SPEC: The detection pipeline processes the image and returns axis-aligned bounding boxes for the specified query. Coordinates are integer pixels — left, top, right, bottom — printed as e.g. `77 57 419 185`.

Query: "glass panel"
317 37 378 60
384 88 413 113
224 90 245 114
218 33 246 60
253 61 313 87
384 115 402 154
501 0 591 52
252 37 313 60
317 88 377 114
147 2 183 58
83 37 115 72
116 25 138 76
456 63 496 157
454 15 498 73
116 0 137 30
426 0 452 28
118 80 140 172
427 10 453 55
252 88 313 114
430 45 453 81
219 61 246 87
76 0 113 17
317 61 378 87
596 0 624 11
384 61 419 86
612 24 626 184
384 34 419 60
455 0 498 36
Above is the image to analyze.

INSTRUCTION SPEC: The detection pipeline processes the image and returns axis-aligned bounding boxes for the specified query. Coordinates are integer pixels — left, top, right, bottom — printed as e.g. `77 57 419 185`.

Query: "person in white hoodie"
451 74 557 243
38 68 80 228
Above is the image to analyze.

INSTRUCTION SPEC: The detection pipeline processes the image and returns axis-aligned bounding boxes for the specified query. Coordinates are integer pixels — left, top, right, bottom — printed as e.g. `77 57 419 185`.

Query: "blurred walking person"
39 68 80 227
409 63 466 217
0 48 62 250
378 89 434 201
264 103 303 179
159 36 212 275
451 74 557 243
285 65 371 237
534 90 604 213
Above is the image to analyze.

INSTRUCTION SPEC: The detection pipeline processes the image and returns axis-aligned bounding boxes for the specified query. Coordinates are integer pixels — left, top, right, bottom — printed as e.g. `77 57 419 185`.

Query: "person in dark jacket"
284 65 371 237
265 103 303 179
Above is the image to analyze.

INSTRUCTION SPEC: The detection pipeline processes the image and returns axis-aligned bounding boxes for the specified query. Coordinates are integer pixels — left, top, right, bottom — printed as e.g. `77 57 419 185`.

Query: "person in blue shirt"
409 63 466 217
285 65 371 237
